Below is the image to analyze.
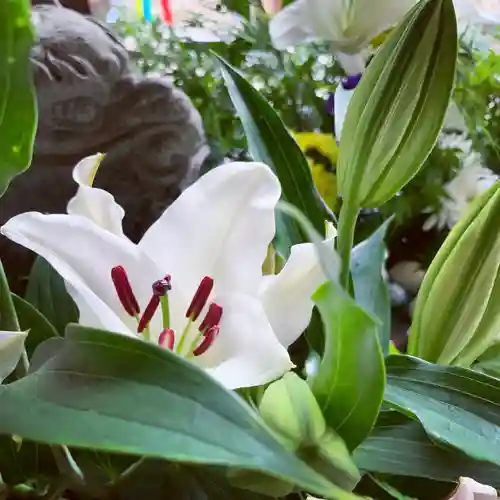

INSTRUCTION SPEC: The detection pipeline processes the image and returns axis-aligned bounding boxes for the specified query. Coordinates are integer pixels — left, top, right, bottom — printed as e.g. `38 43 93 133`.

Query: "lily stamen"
111 266 140 317
193 326 220 357
186 276 214 320
158 328 175 350
138 276 172 336
199 303 223 333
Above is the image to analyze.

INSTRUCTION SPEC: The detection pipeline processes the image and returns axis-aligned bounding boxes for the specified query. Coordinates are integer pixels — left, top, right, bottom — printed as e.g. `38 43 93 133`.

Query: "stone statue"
1 0 209 293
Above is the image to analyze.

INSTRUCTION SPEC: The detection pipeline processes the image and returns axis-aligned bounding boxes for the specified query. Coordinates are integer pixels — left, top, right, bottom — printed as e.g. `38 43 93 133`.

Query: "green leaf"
384 355 500 467
0 259 19 331
11 294 59 359
215 54 328 255
0 325 350 499
369 476 418 500
310 281 385 451
24 257 78 335
473 341 500 378
354 410 500 486
0 0 37 196
351 219 392 356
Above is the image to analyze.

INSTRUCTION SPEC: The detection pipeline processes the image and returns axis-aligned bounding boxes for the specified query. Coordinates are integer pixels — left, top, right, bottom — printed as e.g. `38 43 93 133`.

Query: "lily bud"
408 182 500 366
258 372 360 492
337 0 457 209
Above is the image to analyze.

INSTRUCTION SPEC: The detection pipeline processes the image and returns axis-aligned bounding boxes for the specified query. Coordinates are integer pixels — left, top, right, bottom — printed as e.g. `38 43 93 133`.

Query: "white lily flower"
67 154 126 238
269 0 416 74
0 330 28 383
1 160 336 390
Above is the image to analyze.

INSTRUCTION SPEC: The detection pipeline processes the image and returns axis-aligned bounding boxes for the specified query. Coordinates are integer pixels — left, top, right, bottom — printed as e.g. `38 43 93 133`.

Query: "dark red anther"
111 266 140 316
137 295 160 333
199 303 223 333
186 276 214 321
158 328 175 350
193 326 219 357
153 275 172 296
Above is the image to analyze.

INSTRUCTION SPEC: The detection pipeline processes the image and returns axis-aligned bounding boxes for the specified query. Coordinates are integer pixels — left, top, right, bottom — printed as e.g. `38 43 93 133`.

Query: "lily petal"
269 0 312 49
335 52 366 75
139 162 281 297
0 330 28 382
67 155 125 237
203 293 294 389
1 213 163 335
334 84 355 140
259 240 335 348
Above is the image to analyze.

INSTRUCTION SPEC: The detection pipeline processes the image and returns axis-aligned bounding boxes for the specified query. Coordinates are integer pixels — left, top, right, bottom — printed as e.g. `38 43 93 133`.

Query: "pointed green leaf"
310 281 385 450
354 410 500 486
385 355 500 467
11 294 59 358
0 0 37 196
215 53 328 255
24 257 78 336
0 260 19 331
0 324 350 499
351 220 392 356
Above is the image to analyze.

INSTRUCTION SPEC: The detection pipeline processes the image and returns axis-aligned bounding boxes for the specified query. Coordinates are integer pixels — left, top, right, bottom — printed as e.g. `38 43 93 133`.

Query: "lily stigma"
111 266 222 358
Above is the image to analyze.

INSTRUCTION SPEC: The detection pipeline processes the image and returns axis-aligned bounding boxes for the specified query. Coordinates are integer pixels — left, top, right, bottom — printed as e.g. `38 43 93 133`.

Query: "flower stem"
185 331 204 359
160 296 170 330
337 201 359 291
175 320 193 355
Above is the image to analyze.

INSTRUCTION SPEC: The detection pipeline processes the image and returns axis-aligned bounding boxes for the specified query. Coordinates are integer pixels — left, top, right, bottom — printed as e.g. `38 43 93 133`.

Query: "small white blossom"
424 135 498 231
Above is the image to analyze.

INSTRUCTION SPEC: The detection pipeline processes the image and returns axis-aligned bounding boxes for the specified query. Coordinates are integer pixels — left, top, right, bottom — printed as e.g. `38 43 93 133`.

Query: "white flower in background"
454 0 500 25
306 477 498 500
451 477 498 499
454 0 500 52
1 155 336 390
0 331 28 383
268 0 416 74
424 135 499 231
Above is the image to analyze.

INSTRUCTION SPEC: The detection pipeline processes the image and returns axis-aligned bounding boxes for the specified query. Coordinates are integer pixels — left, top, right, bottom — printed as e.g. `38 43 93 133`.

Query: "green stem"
160 295 170 330
175 320 193 355
337 202 359 291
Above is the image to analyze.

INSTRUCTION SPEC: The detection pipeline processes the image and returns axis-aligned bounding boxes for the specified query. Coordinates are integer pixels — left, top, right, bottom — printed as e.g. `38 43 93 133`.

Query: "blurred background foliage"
112 2 500 266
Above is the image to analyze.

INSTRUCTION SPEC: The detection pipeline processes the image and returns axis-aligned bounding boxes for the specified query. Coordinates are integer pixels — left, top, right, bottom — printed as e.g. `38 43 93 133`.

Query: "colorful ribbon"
134 0 172 23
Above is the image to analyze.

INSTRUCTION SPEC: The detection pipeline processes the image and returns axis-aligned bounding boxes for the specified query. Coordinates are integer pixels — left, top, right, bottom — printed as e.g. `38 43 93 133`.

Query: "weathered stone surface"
1 2 209 293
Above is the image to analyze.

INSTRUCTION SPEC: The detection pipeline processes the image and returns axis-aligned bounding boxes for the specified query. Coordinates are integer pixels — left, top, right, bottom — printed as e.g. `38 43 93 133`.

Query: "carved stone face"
31 5 128 152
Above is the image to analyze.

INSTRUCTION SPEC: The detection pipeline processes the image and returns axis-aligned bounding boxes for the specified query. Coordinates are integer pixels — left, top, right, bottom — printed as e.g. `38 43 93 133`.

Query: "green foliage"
0 325 345 498
0 0 37 196
1 1 500 499
311 281 385 451
24 257 78 336
216 54 329 255
385 355 500 467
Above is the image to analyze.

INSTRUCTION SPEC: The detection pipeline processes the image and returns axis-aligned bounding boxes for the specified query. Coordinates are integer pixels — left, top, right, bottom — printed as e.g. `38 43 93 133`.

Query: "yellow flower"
293 132 339 212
